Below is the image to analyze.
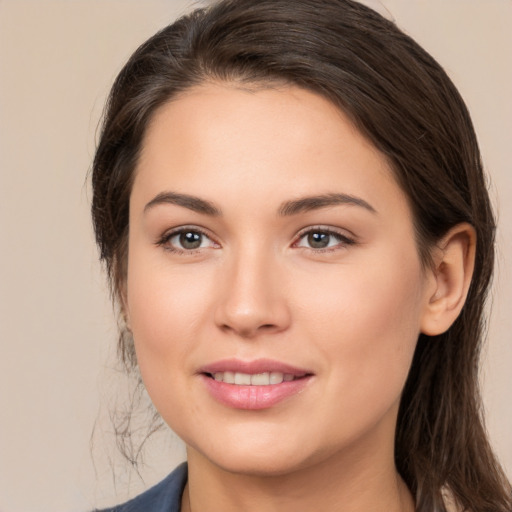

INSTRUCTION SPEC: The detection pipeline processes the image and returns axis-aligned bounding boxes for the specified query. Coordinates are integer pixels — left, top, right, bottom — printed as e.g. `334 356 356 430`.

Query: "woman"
91 0 512 511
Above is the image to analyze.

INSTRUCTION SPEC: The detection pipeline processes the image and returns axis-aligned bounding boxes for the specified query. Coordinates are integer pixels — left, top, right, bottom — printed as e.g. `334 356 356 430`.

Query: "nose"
214 248 291 339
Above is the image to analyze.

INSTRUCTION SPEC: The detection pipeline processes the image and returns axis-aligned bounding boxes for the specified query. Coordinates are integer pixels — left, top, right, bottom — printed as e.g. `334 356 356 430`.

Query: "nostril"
219 322 278 338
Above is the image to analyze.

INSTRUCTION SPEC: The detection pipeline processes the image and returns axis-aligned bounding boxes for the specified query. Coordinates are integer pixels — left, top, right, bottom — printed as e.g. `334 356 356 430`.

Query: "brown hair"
91 0 511 510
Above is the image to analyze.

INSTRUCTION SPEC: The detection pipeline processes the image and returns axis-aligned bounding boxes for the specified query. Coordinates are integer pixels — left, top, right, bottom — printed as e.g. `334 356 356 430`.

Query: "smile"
209 371 299 385
199 359 313 410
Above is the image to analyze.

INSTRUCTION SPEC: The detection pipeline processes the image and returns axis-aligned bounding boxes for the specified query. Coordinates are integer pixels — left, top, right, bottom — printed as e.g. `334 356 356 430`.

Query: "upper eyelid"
157 225 220 248
292 227 357 252
161 225 215 239
294 225 356 240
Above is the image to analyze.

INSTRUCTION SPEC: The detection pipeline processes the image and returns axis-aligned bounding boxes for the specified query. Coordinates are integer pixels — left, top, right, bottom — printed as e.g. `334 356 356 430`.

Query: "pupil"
308 232 329 248
180 231 202 249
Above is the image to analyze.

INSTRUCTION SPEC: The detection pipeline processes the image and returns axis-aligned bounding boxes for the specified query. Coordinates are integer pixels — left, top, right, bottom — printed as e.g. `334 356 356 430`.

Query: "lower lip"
201 375 312 410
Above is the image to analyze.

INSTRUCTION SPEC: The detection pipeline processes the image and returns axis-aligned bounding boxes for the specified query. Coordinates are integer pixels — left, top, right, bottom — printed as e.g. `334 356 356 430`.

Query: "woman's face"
126 83 436 475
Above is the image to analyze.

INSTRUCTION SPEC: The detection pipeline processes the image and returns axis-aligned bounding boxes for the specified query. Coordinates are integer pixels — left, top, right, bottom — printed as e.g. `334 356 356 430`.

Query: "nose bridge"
215 240 290 337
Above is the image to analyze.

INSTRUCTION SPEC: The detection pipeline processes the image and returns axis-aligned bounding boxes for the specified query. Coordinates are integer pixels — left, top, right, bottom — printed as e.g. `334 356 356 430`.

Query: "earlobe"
420 223 476 336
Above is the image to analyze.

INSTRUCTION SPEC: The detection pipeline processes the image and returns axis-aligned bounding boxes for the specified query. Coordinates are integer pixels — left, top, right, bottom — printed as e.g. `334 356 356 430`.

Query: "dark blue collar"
96 462 188 512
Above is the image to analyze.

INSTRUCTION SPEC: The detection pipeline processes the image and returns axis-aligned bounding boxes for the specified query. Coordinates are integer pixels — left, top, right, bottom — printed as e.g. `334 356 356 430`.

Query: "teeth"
234 372 251 385
251 372 270 385
269 372 284 384
212 371 297 385
223 371 235 384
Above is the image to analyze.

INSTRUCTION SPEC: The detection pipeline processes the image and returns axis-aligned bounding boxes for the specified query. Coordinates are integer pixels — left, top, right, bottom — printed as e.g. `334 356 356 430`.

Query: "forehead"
132 82 406 217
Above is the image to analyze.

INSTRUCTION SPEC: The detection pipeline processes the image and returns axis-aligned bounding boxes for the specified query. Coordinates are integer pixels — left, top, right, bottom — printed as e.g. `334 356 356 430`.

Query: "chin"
210 452 311 477
187 434 329 478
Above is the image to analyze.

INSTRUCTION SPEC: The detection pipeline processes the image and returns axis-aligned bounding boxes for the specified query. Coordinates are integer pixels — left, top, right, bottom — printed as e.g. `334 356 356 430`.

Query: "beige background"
0 1 510 511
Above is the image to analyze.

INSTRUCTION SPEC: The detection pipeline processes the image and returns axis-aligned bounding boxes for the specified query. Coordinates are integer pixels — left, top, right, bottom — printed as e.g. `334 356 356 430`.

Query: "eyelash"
156 226 356 254
293 226 356 252
156 226 218 254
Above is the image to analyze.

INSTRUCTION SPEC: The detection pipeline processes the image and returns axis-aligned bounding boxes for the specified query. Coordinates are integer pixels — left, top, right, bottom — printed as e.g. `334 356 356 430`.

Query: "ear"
420 223 476 336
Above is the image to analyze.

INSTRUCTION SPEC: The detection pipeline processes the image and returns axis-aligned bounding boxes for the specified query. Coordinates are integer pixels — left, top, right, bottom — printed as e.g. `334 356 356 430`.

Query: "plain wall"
0 1 510 511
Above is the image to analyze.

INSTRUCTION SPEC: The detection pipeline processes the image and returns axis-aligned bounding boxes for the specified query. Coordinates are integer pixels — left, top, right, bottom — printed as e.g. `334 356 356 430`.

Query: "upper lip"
199 358 313 376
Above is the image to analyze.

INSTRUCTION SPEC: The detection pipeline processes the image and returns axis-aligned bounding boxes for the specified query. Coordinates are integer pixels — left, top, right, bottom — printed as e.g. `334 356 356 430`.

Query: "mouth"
199 359 314 410
204 371 306 385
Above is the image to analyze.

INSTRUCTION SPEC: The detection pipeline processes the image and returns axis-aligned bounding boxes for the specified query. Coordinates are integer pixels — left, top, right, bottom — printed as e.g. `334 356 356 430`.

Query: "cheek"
296 250 425 410
125 248 214 378
300 253 423 337
125 260 214 431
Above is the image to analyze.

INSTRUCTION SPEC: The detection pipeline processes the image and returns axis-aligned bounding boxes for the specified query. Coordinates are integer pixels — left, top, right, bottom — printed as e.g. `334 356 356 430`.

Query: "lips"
199 359 313 410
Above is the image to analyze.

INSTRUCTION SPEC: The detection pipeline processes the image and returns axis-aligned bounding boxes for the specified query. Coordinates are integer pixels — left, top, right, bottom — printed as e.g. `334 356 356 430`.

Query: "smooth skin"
125 83 475 512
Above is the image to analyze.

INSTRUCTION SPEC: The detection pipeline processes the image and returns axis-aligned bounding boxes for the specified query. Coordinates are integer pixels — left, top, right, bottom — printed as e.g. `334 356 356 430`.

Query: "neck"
181 432 415 512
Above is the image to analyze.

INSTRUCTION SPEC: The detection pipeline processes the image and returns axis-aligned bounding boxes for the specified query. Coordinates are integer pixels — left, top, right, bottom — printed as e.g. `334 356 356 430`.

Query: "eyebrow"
144 191 221 216
278 193 377 216
143 191 376 217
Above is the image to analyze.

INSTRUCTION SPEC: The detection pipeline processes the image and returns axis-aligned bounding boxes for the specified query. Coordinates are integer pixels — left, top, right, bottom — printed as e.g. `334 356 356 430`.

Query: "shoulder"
94 462 188 512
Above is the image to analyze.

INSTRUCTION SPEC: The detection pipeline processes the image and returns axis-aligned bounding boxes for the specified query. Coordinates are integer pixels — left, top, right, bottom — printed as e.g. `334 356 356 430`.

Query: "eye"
295 228 355 250
157 227 218 253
